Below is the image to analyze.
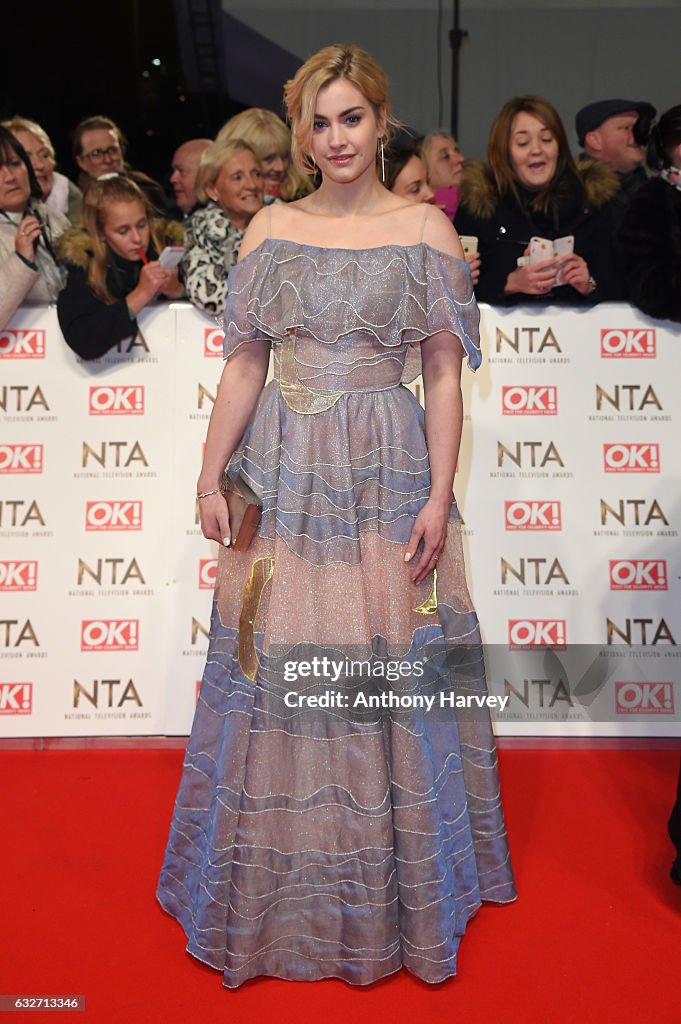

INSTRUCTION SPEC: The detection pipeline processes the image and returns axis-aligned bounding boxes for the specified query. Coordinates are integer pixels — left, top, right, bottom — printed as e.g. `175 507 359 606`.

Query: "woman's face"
309 77 384 185
391 155 435 204
0 150 31 213
77 128 124 179
14 130 55 198
100 200 150 261
259 141 290 195
426 136 465 189
206 149 264 228
509 112 559 190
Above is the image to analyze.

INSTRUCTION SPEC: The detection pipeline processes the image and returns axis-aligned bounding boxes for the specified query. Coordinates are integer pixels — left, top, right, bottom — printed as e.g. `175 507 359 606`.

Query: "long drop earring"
380 138 386 183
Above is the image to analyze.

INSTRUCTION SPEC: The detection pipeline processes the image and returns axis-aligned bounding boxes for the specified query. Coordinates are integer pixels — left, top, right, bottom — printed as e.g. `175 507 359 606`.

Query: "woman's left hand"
465 251 481 286
15 216 42 262
558 254 594 295
404 496 450 585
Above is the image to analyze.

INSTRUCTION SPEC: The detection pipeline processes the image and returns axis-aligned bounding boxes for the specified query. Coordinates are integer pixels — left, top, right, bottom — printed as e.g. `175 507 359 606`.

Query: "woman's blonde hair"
420 130 458 168
217 108 311 199
81 176 162 303
283 43 399 176
195 138 258 203
1 116 56 162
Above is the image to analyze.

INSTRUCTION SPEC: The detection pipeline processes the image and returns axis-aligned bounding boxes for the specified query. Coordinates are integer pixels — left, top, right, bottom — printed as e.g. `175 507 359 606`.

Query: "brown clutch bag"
219 474 262 551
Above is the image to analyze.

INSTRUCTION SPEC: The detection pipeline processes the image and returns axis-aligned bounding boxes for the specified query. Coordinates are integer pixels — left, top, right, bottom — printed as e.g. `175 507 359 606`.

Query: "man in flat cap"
576 99 655 175
576 99 656 218
573 99 655 199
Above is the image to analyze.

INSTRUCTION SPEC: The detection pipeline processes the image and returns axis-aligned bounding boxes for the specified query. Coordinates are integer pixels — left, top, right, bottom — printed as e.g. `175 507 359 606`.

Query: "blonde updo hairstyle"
195 138 259 204
217 108 311 199
81 176 162 303
283 43 400 177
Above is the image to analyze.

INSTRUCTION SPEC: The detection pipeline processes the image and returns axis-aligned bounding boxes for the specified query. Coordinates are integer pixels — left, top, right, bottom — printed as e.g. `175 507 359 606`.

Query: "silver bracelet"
196 489 219 500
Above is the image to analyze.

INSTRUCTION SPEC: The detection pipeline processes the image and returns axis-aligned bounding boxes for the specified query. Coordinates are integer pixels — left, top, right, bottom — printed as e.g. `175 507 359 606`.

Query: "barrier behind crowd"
1 302 680 738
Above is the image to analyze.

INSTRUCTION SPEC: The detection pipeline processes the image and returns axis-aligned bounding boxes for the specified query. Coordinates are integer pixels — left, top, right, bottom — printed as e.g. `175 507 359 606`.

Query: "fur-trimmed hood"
459 159 621 220
57 218 184 268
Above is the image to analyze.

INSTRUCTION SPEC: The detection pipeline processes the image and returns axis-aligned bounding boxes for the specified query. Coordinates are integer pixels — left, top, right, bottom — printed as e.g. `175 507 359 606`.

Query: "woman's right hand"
126 261 177 316
505 257 559 296
15 216 42 263
197 490 232 548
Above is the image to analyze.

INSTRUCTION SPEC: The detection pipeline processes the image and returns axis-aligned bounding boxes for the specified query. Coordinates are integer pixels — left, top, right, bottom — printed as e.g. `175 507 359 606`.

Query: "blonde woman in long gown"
158 43 516 989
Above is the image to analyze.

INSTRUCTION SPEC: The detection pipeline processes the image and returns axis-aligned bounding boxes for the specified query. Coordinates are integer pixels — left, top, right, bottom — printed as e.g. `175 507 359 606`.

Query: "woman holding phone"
57 176 184 359
0 126 68 329
454 95 622 304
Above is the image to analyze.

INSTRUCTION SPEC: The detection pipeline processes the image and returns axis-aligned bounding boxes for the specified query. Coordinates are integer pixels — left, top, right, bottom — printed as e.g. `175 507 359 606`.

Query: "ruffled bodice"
220 240 481 567
222 239 481 372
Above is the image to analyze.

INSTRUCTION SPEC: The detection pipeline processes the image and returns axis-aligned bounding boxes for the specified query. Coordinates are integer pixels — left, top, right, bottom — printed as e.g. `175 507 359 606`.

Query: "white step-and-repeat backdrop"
1 302 680 737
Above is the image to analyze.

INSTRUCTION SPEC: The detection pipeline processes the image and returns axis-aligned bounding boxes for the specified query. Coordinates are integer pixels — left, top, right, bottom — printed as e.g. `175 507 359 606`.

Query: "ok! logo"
504 500 562 531
501 385 557 416
204 328 224 357
85 501 143 531
603 444 660 473
80 619 139 652
0 444 43 474
89 385 145 415
0 329 46 359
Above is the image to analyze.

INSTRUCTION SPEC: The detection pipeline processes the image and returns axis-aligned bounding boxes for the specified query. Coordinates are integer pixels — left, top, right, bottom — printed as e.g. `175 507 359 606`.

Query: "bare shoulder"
237 207 270 262
420 205 464 260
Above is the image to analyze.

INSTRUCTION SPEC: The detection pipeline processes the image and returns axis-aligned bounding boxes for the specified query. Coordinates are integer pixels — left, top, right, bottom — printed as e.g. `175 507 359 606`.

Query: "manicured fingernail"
404 552 412 563
222 536 231 547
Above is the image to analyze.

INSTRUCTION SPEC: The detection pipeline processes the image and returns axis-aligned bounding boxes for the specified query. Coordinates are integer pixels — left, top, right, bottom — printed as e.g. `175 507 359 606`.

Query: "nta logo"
600 328 656 358
501 385 557 415
89 385 144 415
505 500 562 531
85 501 143 531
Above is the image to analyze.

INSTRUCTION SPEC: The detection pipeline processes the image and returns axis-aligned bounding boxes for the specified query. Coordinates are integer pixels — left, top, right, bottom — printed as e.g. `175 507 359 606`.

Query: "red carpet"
1 747 679 1023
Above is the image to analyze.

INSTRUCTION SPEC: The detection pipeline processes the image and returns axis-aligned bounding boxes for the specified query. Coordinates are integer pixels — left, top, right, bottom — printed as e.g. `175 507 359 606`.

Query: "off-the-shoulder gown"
157 238 516 988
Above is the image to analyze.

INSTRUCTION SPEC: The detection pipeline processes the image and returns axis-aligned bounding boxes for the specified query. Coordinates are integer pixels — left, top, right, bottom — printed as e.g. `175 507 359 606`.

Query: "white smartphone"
158 246 185 269
553 235 574 286
459 235 478 258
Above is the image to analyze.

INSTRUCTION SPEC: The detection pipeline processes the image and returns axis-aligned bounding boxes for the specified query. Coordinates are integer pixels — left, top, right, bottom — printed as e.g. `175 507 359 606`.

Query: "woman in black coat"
454 95 623 305
618 105 681 323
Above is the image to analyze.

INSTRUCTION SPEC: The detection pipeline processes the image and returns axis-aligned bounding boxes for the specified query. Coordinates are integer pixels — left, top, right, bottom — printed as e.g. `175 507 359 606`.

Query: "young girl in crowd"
57 176 183 358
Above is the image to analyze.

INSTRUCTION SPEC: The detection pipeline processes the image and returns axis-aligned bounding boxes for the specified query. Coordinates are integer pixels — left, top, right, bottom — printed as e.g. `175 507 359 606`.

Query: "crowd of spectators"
1 91 680 351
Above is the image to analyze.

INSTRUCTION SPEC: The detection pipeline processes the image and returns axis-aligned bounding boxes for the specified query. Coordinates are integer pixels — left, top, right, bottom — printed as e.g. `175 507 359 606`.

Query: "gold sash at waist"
278 329 403 414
